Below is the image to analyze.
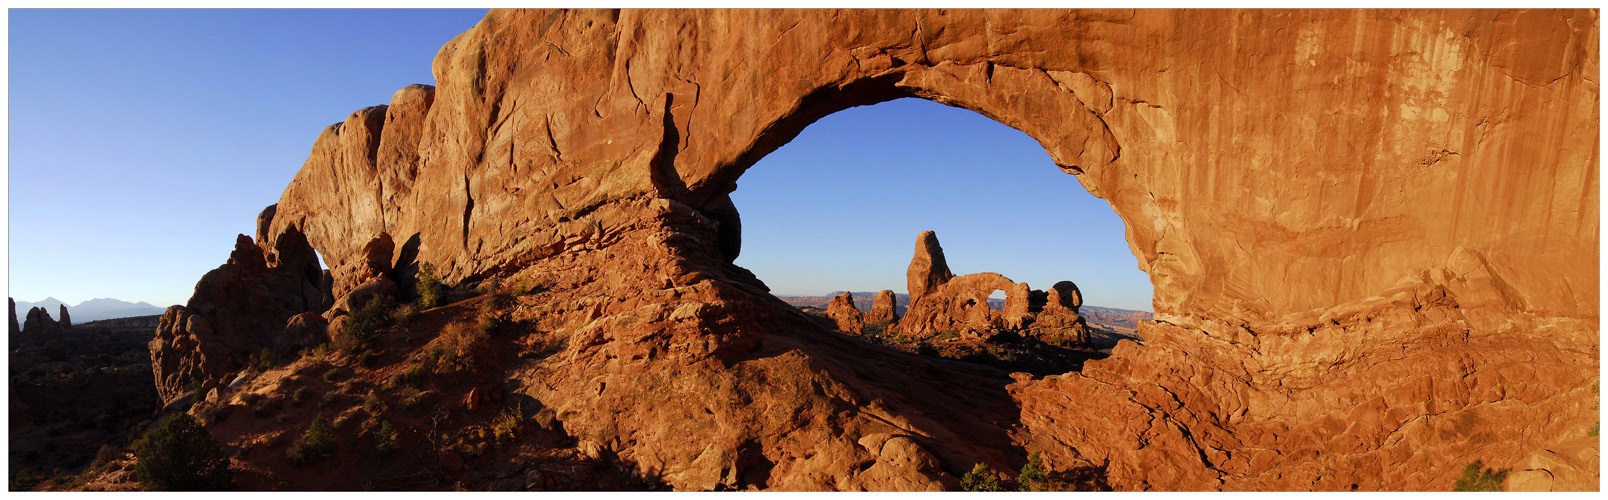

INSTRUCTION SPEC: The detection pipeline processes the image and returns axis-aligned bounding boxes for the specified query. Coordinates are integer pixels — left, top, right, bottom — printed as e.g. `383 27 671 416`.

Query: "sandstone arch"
160 9 1598 491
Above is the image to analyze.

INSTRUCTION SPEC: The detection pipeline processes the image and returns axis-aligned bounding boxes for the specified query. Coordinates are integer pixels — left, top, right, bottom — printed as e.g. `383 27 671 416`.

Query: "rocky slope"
146 9 1596 491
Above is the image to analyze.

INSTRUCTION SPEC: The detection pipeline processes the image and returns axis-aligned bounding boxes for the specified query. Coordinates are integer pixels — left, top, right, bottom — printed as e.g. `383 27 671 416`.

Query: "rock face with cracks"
158 9 1597 491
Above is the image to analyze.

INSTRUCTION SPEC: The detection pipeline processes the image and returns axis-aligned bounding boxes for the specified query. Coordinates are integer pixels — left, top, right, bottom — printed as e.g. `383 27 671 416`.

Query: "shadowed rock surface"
143 9 1597 491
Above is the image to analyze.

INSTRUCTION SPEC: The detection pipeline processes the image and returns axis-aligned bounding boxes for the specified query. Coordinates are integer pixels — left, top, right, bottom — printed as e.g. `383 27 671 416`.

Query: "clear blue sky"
734 98 1153 311
6 9 1154 312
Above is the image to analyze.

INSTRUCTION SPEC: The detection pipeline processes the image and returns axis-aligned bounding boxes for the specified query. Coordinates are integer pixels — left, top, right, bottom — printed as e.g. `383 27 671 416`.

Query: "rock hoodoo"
826 291 866 334
58 304 71 328
156 9 1597 491
906 231 955 307
9 298 19 335
866 290 900 325
23 307 57 332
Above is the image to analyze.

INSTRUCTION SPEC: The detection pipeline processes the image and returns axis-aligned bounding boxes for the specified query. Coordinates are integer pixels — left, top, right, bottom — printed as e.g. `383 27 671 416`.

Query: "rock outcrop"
906 231 955 307
23 307 57 332
826 291 865 334
9 298 19 335
58 304 71 328
160 9 1598 491
150 229 331 403
866 290 900 325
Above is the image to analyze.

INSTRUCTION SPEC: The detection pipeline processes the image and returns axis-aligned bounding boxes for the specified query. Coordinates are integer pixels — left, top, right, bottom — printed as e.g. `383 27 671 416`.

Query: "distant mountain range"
12 297 166 323
777 292 1153 336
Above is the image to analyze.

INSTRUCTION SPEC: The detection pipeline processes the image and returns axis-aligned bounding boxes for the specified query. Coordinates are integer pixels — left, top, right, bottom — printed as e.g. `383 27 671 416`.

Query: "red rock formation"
165 9 1598 491
150 229 330 403
900 272 1017 339
866 290 899 325
826 291 865 334
906 231 955 307
23 307 57 332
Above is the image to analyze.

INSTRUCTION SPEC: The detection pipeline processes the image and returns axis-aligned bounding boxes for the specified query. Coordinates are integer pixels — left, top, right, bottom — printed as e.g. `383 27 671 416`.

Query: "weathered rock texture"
163 9 1597 491
150 230 330 403
826 291 865 334
906 231 955 306
866 290 900 325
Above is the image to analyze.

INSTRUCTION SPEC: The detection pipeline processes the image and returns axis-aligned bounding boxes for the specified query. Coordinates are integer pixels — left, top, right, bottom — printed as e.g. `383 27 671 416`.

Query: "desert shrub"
416 262 446 309
340 294 396 352
303 342 332 360
12 468 40 491
1451 460 1509 492
319 392 341 409
398 388 432 410
389 364 427 389
250 348 274 372
492 404 522 448
134 413 233 490
477 314 501 337
1590 421 1600 437
322 367 342 383
431 322 487 374
286 415 336 466
1018 452 1047 491
363 391 387 414
961 463 1003 492
391 303 418 326
512 280 530 296
357 349 376 369
291 386 313 406
375 421 399 456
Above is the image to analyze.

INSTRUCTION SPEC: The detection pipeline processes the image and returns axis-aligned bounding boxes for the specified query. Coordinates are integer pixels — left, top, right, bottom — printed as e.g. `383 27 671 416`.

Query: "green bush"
12 467 40 491
1452 460 1509 492
961 463 1003 492
341 294 396 352
416 262 445 309
250 348 274 372
375 421 399 456
286 415 336 466
134 414 233 491
1018 452 1047 491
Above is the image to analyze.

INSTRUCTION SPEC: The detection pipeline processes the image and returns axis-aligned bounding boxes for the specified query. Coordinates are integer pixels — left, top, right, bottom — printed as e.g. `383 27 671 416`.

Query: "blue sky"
6 9 1154 312
734 98 1153 311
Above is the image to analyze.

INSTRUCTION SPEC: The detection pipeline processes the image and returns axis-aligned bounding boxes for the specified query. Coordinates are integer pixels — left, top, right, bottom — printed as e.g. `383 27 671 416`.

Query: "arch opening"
726 97 1152 375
